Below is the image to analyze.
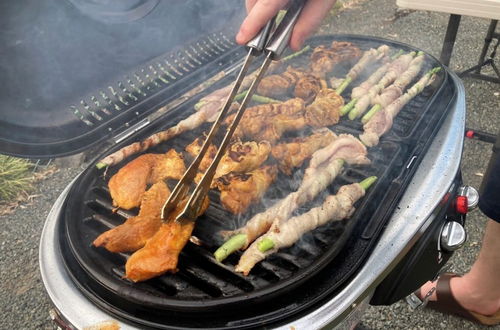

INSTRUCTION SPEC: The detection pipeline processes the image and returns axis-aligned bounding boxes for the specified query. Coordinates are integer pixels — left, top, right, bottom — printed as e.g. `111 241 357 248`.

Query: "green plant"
0 155 33 201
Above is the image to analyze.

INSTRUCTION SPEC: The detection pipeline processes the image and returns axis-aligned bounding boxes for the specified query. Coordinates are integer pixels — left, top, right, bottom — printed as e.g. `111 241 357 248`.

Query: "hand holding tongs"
161 0 306 223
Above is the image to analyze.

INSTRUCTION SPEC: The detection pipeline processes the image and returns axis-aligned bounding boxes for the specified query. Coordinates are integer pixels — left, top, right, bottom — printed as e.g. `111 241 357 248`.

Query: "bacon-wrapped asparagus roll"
235 177 377 275
360 68 440 147
214 134 370 262
345 51 416 120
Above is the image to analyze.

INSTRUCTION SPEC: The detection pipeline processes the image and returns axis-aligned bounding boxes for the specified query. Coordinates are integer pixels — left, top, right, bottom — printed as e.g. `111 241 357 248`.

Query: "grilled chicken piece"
236 182 366 275
125 196 210 282
93 181 170 253
216 165 278 214
214 140 272 178
229 98 306 141
294 74 327 103
255 114 308 144
185 136 217 172
108 149 185 210
257 66 308 97
271 128 337 175
304 89 344 127
310 42 361 78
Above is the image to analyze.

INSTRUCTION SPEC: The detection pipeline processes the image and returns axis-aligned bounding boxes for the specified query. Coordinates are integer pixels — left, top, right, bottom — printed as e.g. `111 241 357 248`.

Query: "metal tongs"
161 0 306 223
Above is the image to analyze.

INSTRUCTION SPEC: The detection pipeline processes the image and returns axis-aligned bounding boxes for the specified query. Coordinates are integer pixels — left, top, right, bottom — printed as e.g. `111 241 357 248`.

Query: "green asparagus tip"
234 90 248 103
391 49 404 59
214 234 247 262
348 107 360 120
417 51 425 56
335 77 352 95
282 45 311 62
194 100 208 111
361 104 382 124
258 238 275 253
252 94 280 104
409 51 417 57
359 176 377 190
96 162 108 170
429 67 442 75
340 98 357 116
337 158 345 166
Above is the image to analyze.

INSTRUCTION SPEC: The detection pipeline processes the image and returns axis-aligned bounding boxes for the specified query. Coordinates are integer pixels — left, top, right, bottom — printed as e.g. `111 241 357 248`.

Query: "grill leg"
440 14 462 67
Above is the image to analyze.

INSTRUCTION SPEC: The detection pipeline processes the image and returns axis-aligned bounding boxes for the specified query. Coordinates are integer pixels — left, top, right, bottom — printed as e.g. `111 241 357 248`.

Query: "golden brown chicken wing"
310 42 361 78
215 165 278 214
214 140 272 178
294 74 327 104
108 149 185 210
125 196 210 282
304 89 344 128
271 128 337 175
185 136 217 172
93 181 170 253
256 114 308 144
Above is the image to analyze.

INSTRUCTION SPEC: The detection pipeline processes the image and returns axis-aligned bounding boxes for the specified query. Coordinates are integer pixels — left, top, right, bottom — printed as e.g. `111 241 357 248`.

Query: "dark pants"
478 128 500 223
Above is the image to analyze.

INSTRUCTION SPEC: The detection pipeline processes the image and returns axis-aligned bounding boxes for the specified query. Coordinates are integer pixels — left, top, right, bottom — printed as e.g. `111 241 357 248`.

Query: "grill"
54 35 458 328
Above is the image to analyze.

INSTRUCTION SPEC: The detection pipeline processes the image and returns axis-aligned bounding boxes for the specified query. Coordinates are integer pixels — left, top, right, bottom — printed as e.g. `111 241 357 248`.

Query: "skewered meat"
271 128 337 175
351 62 392 99
236 182 366 275
220 135 369 252
360 69 438 147
216 165 278 214
125 196 210 282
214 140 272 178
257 66 308 97
294 74 327 103
93 181 170 253
304 89 344 127
108 149 185 210
185 136 217 172
345 45 390 82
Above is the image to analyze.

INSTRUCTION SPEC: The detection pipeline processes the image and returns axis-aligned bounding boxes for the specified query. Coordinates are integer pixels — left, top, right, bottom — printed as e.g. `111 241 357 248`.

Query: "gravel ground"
0 0 499 329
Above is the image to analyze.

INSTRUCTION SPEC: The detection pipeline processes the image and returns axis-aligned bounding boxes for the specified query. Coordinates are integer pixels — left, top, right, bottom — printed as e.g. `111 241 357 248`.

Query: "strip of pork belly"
372 53 425 107
346 45 390 82
93 181 170 253
125 196 210 282
220 134 369 249
215 165 278 214
271 128 337 175
108 149 185 210
351 62 392 99
236 183 365 275
360 70 438 147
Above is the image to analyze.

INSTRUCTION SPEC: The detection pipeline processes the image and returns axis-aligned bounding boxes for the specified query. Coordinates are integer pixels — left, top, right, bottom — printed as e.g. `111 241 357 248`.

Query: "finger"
236 0 289 45
246 0 258 13
289 0 337 51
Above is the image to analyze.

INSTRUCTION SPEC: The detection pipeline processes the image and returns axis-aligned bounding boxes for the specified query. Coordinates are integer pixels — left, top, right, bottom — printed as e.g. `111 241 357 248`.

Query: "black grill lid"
0 0 244 158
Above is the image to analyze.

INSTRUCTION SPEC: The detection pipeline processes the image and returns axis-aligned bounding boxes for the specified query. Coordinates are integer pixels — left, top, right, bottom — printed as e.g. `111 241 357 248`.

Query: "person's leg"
419 219 500 315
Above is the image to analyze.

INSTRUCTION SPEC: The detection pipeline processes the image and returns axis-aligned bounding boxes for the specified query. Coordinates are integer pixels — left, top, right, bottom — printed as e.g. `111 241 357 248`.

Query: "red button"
466 130 475 139
456 196 468 214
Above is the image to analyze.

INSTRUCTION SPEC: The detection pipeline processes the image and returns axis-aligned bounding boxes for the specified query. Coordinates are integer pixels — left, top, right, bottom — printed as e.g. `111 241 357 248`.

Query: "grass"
0 155 33 201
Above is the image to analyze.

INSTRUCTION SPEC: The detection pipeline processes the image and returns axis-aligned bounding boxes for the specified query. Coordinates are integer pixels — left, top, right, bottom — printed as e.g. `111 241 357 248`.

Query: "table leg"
440 14 462 66
475 20 499 74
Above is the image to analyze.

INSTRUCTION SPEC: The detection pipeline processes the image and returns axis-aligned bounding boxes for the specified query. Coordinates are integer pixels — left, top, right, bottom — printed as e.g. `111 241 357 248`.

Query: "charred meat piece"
304 89 344 127
93 181 170 253
294 74 327 103
214 140 272 178
125 196 210 282
257 66 308 97
255 114 308 144
185 136 217 172
271 128 337 175
310 41 361 78
108 149 185 210
216 165 278 214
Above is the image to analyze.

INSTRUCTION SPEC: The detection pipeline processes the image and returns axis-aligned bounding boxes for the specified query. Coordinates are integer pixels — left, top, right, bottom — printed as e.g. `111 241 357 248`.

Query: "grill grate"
68 32 235 127
59 35 456 328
